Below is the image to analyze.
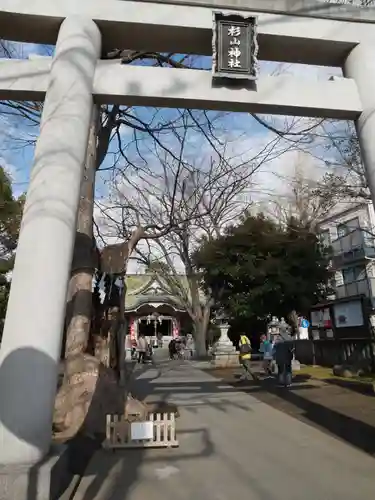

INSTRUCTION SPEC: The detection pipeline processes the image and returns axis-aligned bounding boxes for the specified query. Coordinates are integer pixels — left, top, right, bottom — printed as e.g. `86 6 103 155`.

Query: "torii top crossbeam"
2 0 375 65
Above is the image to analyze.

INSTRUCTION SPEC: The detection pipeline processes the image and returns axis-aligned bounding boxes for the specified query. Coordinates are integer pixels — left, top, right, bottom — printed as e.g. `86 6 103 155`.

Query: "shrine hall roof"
124 272 205 312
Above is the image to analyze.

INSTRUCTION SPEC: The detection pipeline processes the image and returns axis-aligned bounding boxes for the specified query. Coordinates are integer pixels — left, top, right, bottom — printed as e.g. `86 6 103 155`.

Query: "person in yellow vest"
238 334 258 381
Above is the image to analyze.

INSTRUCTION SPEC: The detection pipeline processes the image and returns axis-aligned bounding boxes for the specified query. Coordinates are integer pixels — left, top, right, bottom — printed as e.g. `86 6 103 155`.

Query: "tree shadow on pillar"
0 347 72 500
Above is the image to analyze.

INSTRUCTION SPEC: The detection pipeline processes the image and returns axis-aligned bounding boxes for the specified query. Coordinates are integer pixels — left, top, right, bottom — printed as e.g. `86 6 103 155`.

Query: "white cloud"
1 40 356 273
95 115 336 273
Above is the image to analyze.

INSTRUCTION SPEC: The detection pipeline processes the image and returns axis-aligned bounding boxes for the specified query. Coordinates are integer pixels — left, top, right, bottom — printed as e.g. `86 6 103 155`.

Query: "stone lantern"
211 313 239 368
267 316 280 342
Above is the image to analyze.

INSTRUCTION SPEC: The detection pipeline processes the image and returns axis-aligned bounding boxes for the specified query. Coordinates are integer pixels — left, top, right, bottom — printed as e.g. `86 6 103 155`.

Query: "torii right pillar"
344 44 375 202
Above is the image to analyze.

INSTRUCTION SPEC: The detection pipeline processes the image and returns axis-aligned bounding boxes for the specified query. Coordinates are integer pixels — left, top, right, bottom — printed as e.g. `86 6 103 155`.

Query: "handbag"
239 340 251 354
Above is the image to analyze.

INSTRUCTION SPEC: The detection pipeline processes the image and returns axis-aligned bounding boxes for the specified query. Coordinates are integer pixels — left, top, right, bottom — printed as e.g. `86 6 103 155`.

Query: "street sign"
212 12 258 80
301 319 309 328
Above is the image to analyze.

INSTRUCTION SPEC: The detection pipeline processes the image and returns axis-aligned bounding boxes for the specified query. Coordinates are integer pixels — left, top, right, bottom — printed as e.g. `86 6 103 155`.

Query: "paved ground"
208 364 375 457
71 353 375 500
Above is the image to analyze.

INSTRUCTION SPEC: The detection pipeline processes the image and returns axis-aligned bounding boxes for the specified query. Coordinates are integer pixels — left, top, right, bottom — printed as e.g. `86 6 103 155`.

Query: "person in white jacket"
137 334 148 363
186 334 195 358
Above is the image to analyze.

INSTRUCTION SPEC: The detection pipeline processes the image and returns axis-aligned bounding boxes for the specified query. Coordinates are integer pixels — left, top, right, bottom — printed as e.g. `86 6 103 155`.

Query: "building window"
337 217 360 238
342 265 366 284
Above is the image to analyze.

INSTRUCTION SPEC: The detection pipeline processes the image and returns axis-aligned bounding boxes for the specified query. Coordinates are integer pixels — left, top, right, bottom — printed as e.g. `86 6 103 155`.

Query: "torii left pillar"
0 15 101 497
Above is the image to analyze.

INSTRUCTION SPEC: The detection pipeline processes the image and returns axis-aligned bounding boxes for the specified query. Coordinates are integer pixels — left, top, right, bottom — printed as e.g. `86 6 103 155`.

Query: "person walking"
259 334 274 376
168 338 177 359
238 333 258 381
186 333 195 359
175 338 185 359
137 333 147 364
147 340 154 364
125 333 133 361
131 337 137 360
273 333 294 387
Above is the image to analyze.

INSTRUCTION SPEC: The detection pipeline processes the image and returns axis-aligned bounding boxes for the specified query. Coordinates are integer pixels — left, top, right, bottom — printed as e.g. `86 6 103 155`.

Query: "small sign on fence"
103 412 179 449
130 421 154 441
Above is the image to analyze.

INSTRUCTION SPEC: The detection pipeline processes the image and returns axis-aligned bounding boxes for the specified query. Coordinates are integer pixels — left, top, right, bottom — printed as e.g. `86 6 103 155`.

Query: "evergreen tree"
0 166 23 338
194 213 332 327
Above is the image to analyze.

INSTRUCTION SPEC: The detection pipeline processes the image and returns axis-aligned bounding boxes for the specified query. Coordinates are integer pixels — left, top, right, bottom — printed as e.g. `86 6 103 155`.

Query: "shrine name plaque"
212 12 258 80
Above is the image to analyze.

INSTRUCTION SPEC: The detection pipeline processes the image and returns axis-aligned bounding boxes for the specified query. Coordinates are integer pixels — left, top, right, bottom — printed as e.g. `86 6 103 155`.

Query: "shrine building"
124 272 194 342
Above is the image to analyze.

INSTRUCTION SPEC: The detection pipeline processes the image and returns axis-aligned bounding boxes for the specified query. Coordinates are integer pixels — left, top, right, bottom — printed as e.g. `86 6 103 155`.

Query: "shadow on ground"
60 356 375 500
70 358 218 500
52 356 375 499
76 426 214 500
206 366 375 457
323 377 375 395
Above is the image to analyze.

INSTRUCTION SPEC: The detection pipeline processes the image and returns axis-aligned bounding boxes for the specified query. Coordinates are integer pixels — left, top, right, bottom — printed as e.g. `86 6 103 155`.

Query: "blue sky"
0 39 354 274
0 40 346 207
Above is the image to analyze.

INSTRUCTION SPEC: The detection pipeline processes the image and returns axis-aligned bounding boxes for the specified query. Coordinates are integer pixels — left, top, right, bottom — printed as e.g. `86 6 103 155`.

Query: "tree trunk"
194 323 207 357
54 107 124 440
54 132 149 439
192 299 212 358
193 315 210 358
94 228 144 365
118 278 127 387
64 106 99 357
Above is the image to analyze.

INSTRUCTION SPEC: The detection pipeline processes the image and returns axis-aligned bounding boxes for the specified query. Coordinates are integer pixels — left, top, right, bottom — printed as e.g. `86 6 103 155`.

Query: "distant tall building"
318 200 375 308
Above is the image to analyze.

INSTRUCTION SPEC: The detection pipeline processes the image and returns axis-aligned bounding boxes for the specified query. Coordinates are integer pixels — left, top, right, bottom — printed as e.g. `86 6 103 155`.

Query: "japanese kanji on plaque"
212 12 258 80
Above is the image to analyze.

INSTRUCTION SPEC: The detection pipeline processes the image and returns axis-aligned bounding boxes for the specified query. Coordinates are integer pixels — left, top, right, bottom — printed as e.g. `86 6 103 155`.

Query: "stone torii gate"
1 0 375 483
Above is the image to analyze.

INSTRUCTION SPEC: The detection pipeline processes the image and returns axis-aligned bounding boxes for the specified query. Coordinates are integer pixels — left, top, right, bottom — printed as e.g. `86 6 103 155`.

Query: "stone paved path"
209 364 375 456
72 358 375 500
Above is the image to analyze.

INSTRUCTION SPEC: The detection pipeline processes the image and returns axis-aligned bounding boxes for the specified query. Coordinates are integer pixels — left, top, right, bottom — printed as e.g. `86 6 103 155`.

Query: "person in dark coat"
169 338 177 359
273 333 295 387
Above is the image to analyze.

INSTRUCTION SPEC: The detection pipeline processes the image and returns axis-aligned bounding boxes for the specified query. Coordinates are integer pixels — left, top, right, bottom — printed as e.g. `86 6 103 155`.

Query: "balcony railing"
335 277 375 299
331 229 375 265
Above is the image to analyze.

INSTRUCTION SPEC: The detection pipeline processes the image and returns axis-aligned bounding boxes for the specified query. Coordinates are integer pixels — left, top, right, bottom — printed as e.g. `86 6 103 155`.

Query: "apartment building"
318 201 375 307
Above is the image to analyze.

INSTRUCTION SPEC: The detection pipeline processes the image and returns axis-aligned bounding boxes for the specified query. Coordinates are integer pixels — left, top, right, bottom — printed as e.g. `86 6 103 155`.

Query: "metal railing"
331 229 375 263
335 277 375 299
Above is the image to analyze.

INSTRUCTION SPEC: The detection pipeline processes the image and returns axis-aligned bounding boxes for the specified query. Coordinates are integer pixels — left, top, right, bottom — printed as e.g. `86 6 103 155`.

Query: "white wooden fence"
103 412 179 449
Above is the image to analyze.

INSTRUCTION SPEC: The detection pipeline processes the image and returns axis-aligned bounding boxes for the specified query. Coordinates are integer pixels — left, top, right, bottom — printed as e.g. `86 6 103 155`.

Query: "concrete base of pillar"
0 445 71 500
211 351 240 368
